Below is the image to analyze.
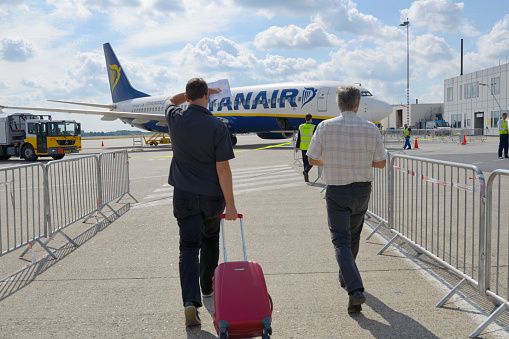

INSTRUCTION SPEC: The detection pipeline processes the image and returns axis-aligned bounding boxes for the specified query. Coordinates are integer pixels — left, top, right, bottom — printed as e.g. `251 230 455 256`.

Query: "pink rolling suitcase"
213 214 273 339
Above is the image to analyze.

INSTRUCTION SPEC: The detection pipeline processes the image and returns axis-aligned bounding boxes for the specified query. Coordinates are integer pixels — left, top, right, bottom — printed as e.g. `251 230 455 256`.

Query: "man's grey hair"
336 85 361 112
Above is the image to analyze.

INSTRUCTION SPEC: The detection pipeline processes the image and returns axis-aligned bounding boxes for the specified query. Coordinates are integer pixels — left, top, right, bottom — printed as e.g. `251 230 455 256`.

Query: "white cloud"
254 24 343 50
477 14 509 60
235 0 325 18
0 36 36 62
47 0 92 19
401 0 464 32
313 1 401 41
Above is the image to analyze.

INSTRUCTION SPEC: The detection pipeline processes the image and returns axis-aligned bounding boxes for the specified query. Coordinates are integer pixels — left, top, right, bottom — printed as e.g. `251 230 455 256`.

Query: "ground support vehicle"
142 133 171 146
0 113 81 161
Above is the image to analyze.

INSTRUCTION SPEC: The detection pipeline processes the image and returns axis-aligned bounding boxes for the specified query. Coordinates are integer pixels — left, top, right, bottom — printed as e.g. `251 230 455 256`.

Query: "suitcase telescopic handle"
220 214 247 262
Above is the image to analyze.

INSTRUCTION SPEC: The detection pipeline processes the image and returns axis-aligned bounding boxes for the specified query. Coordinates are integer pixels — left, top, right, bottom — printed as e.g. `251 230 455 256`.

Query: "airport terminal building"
444 63 508 135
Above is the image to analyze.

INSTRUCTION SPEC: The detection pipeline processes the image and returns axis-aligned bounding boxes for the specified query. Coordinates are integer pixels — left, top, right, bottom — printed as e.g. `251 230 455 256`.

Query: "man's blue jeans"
173 188 225 307
404 136 411 149
325 183 371 294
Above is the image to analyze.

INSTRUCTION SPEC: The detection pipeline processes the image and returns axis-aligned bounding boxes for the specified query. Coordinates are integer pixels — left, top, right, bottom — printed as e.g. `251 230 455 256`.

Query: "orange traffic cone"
414 138 419 149
461 135 467 145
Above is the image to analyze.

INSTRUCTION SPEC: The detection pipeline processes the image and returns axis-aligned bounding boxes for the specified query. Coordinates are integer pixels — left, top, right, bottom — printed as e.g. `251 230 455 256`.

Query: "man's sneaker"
184 302 201 326
500 157 504 159
303 171 309 182
202 291 214 298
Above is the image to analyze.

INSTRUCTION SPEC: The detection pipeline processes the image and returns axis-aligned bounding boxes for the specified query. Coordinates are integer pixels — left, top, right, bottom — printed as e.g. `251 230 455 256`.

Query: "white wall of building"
444 63 508 135
381 103 444 129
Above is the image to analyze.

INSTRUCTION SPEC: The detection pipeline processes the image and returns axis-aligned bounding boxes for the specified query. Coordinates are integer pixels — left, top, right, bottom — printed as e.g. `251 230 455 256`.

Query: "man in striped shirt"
307 85 386 314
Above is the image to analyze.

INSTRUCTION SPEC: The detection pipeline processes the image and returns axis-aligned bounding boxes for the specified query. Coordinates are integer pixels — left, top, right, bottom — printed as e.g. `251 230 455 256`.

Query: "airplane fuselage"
115 81 392 134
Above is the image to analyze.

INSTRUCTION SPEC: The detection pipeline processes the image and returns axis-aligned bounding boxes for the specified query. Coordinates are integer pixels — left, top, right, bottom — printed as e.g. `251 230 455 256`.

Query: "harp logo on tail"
109 64 121 93
302 87 317 108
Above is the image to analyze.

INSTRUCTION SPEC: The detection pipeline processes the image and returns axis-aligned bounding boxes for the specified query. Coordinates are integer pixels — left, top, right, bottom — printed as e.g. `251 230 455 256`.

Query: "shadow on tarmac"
350 292 440 338
0 204 130 302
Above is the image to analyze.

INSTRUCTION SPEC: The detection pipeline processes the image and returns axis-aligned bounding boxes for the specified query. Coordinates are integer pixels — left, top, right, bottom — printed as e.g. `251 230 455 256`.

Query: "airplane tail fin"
103 43 150 103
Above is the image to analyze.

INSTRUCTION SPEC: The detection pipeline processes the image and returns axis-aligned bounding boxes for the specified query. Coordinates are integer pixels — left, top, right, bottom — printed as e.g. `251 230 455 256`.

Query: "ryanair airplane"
1 43 392 146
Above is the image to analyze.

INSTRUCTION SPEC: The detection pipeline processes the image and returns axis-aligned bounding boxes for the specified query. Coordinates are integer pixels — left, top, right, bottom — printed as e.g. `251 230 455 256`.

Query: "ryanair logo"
109 64 121 93
302 87 317 108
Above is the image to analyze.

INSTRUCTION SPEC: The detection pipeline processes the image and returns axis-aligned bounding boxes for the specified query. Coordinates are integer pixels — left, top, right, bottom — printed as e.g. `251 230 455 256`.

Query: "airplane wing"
47 100 117 110
0 105 166 124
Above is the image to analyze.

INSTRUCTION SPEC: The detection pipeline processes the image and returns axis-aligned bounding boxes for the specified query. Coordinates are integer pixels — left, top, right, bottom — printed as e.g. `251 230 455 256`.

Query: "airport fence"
0 150 136 261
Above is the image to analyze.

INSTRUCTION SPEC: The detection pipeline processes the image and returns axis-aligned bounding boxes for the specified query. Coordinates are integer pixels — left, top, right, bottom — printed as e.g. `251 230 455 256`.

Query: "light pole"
480 82 503 112
400 19 410 126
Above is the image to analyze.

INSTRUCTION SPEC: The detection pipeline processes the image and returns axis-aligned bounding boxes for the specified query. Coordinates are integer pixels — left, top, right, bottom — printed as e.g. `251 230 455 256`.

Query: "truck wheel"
22 144 38 162
51 155 65 160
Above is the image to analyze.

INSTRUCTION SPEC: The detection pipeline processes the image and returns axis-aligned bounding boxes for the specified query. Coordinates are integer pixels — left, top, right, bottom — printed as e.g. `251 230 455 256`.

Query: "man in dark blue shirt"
164 78 238 327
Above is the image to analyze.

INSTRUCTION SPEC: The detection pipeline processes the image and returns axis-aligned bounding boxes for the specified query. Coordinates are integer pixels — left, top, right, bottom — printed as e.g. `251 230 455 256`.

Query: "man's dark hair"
305 113 312 121
336 85 361 112
185 78 208 101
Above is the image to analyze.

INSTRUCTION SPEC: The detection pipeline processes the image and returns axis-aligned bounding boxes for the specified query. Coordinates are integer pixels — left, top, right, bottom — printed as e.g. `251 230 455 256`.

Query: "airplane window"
361 91 373 96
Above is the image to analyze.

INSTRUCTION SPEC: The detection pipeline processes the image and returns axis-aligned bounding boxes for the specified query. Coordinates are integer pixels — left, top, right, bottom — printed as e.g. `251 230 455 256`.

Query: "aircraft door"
317 87 329 112
36 123 48 154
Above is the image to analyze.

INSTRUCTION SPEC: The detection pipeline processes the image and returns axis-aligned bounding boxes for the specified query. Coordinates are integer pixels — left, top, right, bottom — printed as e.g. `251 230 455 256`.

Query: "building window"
492 111 500 128
447 87 453 101
451 113 462 128
491 77 500 95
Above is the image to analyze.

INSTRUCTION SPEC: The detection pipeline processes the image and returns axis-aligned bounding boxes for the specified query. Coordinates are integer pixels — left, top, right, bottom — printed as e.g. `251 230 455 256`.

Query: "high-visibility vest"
403 128 411 138
299 123 315 150
500 120 508 135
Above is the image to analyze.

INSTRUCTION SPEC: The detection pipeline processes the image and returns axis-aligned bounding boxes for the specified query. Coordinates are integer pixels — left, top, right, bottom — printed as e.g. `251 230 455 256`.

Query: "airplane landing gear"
230 134 237 146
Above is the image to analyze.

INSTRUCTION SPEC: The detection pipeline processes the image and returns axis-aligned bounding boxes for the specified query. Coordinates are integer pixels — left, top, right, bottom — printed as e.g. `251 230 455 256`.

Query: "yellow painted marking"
128 141 292 158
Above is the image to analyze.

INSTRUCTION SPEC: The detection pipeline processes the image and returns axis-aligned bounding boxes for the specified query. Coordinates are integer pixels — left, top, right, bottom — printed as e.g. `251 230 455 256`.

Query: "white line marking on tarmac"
132 164 304 209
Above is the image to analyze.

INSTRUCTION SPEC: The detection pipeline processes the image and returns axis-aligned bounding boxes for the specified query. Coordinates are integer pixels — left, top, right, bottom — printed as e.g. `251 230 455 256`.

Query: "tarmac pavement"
0 134 508 338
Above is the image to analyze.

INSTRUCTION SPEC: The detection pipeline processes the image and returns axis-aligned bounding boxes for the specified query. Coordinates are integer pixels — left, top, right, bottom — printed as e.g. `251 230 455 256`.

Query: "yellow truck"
0 113 81 161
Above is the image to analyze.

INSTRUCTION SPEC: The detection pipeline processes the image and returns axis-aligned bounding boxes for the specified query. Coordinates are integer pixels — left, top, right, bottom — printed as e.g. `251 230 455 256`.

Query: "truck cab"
0 113 81 161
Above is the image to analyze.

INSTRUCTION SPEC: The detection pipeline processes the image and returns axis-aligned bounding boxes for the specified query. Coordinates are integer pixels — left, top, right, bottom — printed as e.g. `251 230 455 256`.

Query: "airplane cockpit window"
361 91 373 96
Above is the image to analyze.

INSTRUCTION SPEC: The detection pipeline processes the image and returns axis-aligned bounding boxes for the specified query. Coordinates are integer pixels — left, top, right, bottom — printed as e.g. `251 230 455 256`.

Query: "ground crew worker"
498 112 508 159
295 113 316 182
403 123 412 149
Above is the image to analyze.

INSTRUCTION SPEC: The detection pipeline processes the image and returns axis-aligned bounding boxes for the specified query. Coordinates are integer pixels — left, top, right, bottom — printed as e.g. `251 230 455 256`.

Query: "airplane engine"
256 132 294 140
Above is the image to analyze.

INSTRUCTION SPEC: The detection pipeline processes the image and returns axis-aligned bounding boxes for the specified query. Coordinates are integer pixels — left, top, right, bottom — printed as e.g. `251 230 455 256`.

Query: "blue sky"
1 0 508 131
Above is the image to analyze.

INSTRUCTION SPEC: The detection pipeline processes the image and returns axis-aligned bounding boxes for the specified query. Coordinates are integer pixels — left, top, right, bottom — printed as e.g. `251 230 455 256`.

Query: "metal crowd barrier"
44 155 100 253
0 150 136 261
292 134 302 165
382 129 487 149
377 156 486 320
365 151 391 239
99 150 138 216
0 164 49 258
471 170 509 337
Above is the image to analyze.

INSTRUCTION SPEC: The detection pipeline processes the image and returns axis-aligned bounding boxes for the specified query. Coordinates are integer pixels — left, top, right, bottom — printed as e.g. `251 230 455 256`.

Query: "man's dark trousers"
301 150 313 173
498 134 508 157
325 182 371 294
173 188 226 307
